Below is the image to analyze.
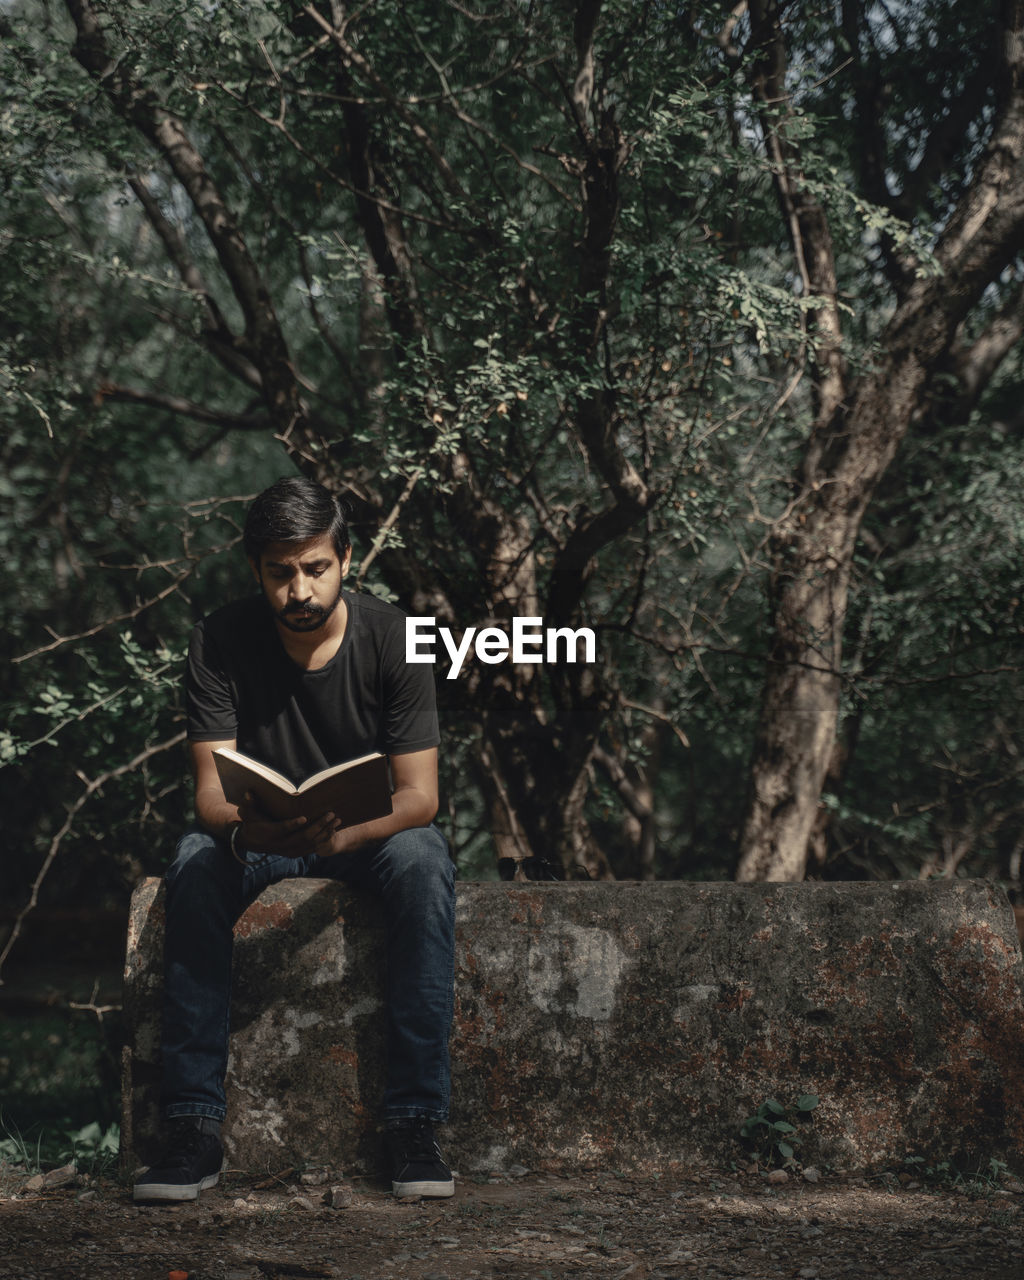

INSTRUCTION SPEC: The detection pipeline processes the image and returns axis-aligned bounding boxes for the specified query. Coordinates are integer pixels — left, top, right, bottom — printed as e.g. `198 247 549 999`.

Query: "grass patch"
0 1006 122 1171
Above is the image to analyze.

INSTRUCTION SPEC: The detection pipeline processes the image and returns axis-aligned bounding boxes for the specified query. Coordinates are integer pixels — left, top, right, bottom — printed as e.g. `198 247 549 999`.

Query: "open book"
213 747 393 827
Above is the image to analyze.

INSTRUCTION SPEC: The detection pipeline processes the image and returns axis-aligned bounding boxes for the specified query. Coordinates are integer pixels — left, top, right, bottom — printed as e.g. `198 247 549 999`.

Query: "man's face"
252 534 352 633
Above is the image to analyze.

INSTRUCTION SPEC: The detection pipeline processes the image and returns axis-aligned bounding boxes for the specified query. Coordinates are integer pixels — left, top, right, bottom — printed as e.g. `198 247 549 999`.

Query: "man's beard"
274 583 345 633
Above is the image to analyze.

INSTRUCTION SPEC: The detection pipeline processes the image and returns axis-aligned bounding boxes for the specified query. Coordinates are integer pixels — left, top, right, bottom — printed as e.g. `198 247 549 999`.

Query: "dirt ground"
2 1160 1024 1280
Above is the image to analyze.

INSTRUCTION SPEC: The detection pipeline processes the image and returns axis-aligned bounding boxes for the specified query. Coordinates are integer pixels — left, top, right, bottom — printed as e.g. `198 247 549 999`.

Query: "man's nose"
289 573 312 598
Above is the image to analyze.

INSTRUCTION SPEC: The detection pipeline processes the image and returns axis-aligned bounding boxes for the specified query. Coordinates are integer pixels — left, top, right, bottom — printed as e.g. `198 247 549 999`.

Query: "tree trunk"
736 0 1024 882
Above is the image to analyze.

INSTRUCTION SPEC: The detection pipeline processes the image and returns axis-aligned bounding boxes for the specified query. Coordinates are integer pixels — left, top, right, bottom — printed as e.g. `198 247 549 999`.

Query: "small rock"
798 1269 819 1279
766 1169 789 1185
42 1164 78 1189
289 1194 318 1211
23 1175 46 1193
324 1184 353 1209
233 1197 249 1209
77 1189 98 1203
508 1163 530 1178
802 1166 821 1183
300 1168 329 1186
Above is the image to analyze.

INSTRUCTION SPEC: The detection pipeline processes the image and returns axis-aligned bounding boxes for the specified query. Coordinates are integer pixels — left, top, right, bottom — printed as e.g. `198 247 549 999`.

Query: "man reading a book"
134 476 456 1204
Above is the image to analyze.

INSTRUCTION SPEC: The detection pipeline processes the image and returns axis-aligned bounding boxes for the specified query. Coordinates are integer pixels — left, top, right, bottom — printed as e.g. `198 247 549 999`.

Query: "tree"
1 0 1022 945
734 0 1024 880
17 0 763 882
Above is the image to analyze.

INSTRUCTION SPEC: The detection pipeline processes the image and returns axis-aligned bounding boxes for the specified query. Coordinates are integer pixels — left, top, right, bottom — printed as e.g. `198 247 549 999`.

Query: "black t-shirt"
185 591 439 785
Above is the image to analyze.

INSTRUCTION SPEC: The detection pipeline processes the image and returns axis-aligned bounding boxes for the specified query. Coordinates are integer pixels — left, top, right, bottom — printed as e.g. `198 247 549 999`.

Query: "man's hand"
237 793 340 859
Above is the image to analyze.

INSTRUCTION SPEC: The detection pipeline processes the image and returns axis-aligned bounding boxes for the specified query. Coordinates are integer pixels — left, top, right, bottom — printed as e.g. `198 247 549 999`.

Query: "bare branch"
97 384 272 431
69 979 122 1021
716 1 749 60
13 571 192 664
0 731 187 983
571 0 603 129
951 279 1024 411
65 0 311 444
592 744 653 825
303 3 480 211
747 0 845 433
355 467 424 588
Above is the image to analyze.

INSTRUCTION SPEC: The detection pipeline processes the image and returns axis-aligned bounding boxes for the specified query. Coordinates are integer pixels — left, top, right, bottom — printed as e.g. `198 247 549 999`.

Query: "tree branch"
747 0 845 435
0 731 187 983
64 0 311 445
951 279 1024 412
97 384 272 432
302 3 482 215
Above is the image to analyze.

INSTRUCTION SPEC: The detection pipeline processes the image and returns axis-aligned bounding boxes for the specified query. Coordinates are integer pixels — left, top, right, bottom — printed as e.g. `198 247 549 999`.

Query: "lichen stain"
234 900 293 938
454 973 509 1041
717 983 754 1011
326 1045 359 1070
507 889 545 927
527 924 628 1021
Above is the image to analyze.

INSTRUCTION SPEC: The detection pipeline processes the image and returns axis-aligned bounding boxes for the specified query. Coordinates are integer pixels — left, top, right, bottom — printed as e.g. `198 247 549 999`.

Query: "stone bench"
122 878 1024 1176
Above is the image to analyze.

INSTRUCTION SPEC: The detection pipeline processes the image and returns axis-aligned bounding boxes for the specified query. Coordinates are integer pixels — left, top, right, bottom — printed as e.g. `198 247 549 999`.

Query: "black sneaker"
133 1117 224 1203
384 1117 455 1198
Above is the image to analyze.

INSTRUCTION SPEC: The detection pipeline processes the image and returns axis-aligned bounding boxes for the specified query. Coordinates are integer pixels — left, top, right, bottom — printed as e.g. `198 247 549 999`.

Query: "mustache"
283 601 327 615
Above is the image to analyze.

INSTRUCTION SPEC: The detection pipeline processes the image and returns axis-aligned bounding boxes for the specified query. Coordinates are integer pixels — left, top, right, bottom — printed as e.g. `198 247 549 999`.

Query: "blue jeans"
160 824 455 1125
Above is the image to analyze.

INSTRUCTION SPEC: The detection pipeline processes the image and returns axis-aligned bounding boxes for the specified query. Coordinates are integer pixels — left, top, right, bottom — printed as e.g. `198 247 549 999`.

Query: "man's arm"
190 739 241 840
315 747 439 858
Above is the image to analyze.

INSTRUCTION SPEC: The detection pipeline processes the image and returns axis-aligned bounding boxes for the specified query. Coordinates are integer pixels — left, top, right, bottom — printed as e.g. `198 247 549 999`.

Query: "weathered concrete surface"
123 879 1024 1176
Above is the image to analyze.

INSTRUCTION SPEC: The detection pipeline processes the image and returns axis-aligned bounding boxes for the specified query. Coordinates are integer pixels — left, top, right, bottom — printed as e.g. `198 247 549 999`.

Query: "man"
134 476 456 1203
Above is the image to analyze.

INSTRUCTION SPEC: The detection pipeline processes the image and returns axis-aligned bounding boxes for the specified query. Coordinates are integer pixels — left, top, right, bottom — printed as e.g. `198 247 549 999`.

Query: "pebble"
802 1166 821 1183
324 1183 353 1209
767 1169 789 1185
288 1194 318 1211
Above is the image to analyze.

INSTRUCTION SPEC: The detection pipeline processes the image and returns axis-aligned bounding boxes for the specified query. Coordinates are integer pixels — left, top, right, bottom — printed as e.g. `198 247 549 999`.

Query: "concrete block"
123 878 1024 1175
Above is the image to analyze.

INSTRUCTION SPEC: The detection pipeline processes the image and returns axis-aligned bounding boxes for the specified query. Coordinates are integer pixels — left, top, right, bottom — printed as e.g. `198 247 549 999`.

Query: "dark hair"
243 476 351 563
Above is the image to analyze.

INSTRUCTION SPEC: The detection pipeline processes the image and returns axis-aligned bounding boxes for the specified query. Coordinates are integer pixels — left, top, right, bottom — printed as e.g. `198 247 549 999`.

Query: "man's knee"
165 829 236 896
378 826 454 896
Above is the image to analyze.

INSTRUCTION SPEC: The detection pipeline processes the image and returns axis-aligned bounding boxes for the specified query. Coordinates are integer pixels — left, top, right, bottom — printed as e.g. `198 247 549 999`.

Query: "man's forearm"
324 784 437 856
195 787 242 841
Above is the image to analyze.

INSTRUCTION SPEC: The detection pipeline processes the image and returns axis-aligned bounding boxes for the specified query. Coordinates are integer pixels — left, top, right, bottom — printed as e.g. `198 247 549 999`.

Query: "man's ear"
248 556 262 584
341 545 353 578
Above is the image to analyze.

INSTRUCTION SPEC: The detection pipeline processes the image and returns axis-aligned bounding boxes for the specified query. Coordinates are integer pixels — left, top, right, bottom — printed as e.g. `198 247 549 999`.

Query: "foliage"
0 0 1022 948
0 1007 121 1154
893 1154 1020 1195
0 1119 120 1177
740 1093 820 1168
